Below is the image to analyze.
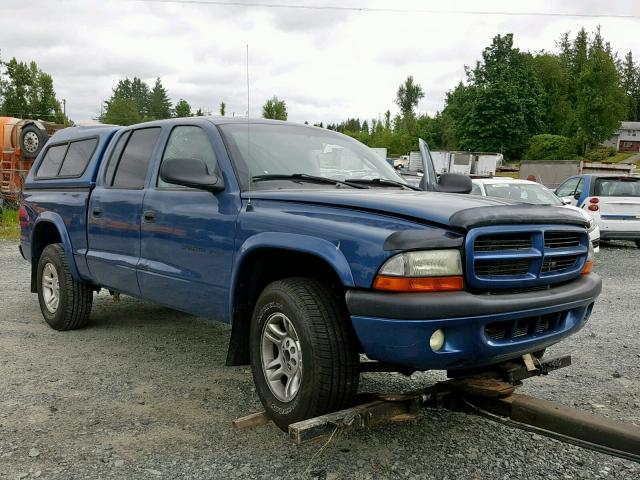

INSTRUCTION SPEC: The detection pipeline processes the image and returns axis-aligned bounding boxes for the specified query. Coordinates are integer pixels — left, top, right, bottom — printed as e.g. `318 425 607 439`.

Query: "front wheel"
37 243 93 330
250 278 359 431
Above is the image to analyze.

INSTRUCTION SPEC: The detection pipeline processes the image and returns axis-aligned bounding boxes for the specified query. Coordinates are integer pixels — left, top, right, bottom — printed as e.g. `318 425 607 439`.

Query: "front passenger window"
158 126 217 188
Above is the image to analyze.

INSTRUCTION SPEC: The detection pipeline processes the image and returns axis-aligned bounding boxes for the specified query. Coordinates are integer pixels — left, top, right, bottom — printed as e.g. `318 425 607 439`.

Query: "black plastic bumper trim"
346 274 601 320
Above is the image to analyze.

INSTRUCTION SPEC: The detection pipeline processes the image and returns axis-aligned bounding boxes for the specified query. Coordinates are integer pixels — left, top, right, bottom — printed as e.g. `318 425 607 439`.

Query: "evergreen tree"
621 51 640 121
575 32 626 151
219 101 226 116
174 99 192 118
148 77 172 119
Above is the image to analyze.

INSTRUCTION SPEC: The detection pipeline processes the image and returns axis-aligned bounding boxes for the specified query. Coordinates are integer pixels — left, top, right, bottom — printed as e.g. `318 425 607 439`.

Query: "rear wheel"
635 241 640 249
37 244 93 330
250 278 359 431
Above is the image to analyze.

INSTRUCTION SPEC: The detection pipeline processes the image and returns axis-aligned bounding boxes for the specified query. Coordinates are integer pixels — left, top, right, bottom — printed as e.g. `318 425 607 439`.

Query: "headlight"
374 249 464 292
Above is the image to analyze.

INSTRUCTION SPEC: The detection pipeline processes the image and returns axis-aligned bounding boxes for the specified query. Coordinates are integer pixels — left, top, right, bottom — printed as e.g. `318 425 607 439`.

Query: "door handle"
92 207 103 217
143 210 156 222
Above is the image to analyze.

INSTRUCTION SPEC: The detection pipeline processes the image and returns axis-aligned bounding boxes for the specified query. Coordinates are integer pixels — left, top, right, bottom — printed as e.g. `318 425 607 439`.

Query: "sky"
2 0 640 124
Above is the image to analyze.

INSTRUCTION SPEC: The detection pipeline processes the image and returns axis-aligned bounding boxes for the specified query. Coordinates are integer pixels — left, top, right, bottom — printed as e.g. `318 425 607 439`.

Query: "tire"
37 244 93 331
20 124 48 159
635 241 640 249
249 278 359 431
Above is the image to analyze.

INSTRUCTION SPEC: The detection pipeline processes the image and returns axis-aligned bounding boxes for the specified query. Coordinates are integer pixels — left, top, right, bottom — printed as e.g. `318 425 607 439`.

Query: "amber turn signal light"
373 275 464 292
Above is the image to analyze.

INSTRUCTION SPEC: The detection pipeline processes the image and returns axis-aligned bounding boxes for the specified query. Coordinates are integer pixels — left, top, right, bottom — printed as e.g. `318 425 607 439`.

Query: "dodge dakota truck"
19 118 601 430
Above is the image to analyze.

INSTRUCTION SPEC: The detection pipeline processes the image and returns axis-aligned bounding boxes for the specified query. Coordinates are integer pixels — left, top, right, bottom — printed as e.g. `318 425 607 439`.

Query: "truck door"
86 127 162 296
137 124 238 319
418 138 438 191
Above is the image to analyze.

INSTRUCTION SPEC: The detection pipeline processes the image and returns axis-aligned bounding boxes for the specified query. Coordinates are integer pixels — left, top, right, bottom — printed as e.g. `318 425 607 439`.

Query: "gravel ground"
0 239 638 479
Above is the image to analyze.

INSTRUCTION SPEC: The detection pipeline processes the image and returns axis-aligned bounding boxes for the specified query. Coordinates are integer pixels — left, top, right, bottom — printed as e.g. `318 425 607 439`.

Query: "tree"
131 77 151 119
262 96 287 120
523 134 577 160
195 108 204 116
103 96 141 126
0 57 65 123
174 99 192 118
621 51 640 121
219 101 226 116
575 31 625 151
442 34 544 158
531 53 573 135
395 76 424 129
148 77 172 119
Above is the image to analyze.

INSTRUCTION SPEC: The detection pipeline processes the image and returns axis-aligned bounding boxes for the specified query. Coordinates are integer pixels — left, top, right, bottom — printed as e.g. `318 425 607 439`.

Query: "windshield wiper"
252 173 368 189
345 178 420 191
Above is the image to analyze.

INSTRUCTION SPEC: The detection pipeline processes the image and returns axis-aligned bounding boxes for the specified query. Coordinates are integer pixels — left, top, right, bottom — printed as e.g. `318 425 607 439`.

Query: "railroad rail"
233 354 640 463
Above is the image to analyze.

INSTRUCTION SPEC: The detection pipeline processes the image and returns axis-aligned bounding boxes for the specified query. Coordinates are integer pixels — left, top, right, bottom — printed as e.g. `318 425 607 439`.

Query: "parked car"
19 118 600 430
471 178 600 251
555 174 640 248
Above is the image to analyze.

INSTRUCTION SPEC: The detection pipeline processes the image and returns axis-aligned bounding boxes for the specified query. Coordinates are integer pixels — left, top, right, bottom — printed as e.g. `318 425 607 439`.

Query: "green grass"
605 152 636 163
0 208 20 240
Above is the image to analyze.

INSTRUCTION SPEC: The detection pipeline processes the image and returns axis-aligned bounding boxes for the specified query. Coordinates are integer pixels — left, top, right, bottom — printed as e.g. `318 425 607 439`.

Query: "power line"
127 0 640 20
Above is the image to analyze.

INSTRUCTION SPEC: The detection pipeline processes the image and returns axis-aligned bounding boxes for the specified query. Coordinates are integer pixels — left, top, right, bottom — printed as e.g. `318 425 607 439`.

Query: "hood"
245 189 589 231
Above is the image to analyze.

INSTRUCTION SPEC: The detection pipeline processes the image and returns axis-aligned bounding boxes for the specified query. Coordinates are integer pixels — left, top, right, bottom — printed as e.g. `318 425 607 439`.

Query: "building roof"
621 121 640 130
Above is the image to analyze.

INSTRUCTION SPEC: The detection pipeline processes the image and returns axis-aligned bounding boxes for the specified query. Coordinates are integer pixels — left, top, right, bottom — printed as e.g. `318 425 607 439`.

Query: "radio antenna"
246 43 253 210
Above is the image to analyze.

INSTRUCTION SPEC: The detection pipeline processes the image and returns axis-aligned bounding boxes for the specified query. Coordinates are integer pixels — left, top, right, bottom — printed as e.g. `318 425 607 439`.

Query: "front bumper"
346 274 601 371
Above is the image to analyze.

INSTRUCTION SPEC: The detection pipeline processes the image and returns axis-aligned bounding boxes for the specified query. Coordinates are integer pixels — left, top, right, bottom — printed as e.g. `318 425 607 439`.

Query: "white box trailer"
431 151 450 173
408 151 423 172
370 147 387 160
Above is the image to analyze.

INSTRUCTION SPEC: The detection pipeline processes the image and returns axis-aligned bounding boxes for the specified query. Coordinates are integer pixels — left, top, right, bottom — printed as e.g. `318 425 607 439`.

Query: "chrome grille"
544 232 581 249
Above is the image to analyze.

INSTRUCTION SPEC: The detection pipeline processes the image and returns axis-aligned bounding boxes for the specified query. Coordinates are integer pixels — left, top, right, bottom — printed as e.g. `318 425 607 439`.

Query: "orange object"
373 275 464 292
581 260 593 275
1 117 31 201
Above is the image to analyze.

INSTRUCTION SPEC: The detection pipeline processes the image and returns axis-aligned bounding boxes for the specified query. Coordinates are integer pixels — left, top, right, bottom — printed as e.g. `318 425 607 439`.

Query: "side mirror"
433 173 472 194
160 158 224 192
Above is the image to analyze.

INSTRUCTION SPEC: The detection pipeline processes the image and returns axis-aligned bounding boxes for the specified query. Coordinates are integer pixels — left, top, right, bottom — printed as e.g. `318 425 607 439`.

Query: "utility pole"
62 99 67 125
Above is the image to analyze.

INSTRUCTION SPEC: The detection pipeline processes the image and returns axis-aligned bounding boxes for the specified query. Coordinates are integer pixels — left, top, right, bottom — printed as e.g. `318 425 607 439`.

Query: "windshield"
483 182 563 206
594 177 640 197
219 123 408 190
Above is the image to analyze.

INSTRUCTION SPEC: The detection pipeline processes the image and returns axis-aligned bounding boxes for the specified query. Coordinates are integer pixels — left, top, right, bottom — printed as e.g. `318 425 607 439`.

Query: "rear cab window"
105 127 161 189
36 138 98 178
594 177 640 197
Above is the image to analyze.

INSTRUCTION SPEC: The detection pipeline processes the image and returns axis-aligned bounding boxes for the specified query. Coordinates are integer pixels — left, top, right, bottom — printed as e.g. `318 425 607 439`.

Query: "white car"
471 178 600 252
555 174 640 249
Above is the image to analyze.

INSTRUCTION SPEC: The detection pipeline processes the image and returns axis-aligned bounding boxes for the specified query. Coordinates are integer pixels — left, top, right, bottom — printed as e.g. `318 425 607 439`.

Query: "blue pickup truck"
19 118 601 429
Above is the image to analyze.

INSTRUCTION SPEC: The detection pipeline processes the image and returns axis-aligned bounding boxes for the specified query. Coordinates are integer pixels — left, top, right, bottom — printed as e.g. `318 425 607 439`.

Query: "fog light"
429 329 445 352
